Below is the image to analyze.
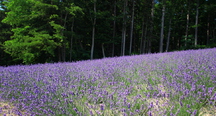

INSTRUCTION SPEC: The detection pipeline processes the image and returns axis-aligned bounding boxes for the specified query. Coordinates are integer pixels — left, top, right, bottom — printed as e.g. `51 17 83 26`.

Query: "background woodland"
0 0 216 65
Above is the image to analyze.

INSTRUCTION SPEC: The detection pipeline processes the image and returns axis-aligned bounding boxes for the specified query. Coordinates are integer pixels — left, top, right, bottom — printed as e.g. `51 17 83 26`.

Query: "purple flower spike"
179 101 183 107
170 113 174 116
96 111 101 115
89 110 93 116
73 108 78 112
16 110 22 116
127 103 131 108
208 87 214 95
100 104 104 111
186 110 191 114
191 110 197 116
135 109 140 113
123 113 127 116
187 104 190 108
121 108 126 112
148 102 154 109
148 111 152 116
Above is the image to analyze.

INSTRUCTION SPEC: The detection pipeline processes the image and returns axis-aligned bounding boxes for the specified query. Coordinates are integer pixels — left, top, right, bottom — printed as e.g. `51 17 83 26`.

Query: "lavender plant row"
0 48 216 116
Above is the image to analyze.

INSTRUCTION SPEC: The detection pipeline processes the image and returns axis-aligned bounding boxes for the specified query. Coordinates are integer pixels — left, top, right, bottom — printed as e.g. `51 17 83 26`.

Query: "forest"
0 0 216 65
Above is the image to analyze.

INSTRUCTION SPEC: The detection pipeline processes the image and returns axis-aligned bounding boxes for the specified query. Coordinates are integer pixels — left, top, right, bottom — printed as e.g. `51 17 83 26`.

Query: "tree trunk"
159 4 165 53
79 39 84 50
129 0 135 55
70 18 74 62
207 14 210 45
102 43 105 58
121 0 127 56
91 0 96 60
143 24 147 53
58 47 61 62
140 21 144 54
213 28 216 43
112 0 116 57
59 11 63 62
195 0 199 46
62 44 66 62
140 21 147 54
166 19 172 52
61 12 68 62
185 0 190 47
148 0 154 53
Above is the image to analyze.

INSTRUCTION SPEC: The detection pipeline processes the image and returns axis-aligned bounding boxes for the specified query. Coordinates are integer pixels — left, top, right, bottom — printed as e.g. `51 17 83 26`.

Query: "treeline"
0 0 216 65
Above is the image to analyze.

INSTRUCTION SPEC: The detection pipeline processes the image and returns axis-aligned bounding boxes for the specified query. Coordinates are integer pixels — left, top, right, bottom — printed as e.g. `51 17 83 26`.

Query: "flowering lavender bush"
0 48 216 116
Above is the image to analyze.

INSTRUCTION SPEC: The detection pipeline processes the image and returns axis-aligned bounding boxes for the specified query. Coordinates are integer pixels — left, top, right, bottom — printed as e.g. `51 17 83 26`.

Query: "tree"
148 0 155 53
138 0 150 54
159 0 166 53
205 0 216 46
121 0 128 56
194 0 199 46
184 0 191 47
112 0 116 57
129 0 135 55
165 18 172 52
2 0 59 64
90 0 96 60
1 0 83 64
0 1 13 65
62 1 83 61
165 0 174 52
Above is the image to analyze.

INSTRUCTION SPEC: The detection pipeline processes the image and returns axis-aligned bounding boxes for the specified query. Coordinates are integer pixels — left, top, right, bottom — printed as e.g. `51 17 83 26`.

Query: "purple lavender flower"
123 113 127 116
89 110 93 116
100 104 104 111
187 104 190 108
127 103 131 108
109 94 114 100
0 108 2 114
121 108 126 112
191 110 197 116
16 110 22 116
184 89 190 95
148 111 152 116
96 111 101 115
174 109 180 116
148 102 154 109
135 109 140 113
186 110 191 114
73 108 78 113
208 87 214 95
130 112 134 116
179 101 183 107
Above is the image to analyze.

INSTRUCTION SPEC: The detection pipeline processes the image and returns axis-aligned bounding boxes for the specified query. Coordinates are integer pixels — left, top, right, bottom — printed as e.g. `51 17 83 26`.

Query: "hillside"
0 48 216 116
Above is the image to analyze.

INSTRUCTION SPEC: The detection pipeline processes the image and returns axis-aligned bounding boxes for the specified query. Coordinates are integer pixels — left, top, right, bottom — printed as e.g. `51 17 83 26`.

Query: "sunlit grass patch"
0 100 28 116
199 105 216 116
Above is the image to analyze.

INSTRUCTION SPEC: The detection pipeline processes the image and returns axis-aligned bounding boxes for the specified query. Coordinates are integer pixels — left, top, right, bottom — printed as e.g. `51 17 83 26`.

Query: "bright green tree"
0 1 13 65
2 0 59 64
2 0 82 64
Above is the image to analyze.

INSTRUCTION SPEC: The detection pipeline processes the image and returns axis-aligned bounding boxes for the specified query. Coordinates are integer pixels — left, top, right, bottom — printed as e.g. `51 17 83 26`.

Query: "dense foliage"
0 0 216 65
0 48 216 115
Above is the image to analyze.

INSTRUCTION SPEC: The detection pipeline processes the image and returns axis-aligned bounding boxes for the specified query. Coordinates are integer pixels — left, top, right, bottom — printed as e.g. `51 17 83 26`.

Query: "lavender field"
0 48 216 116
